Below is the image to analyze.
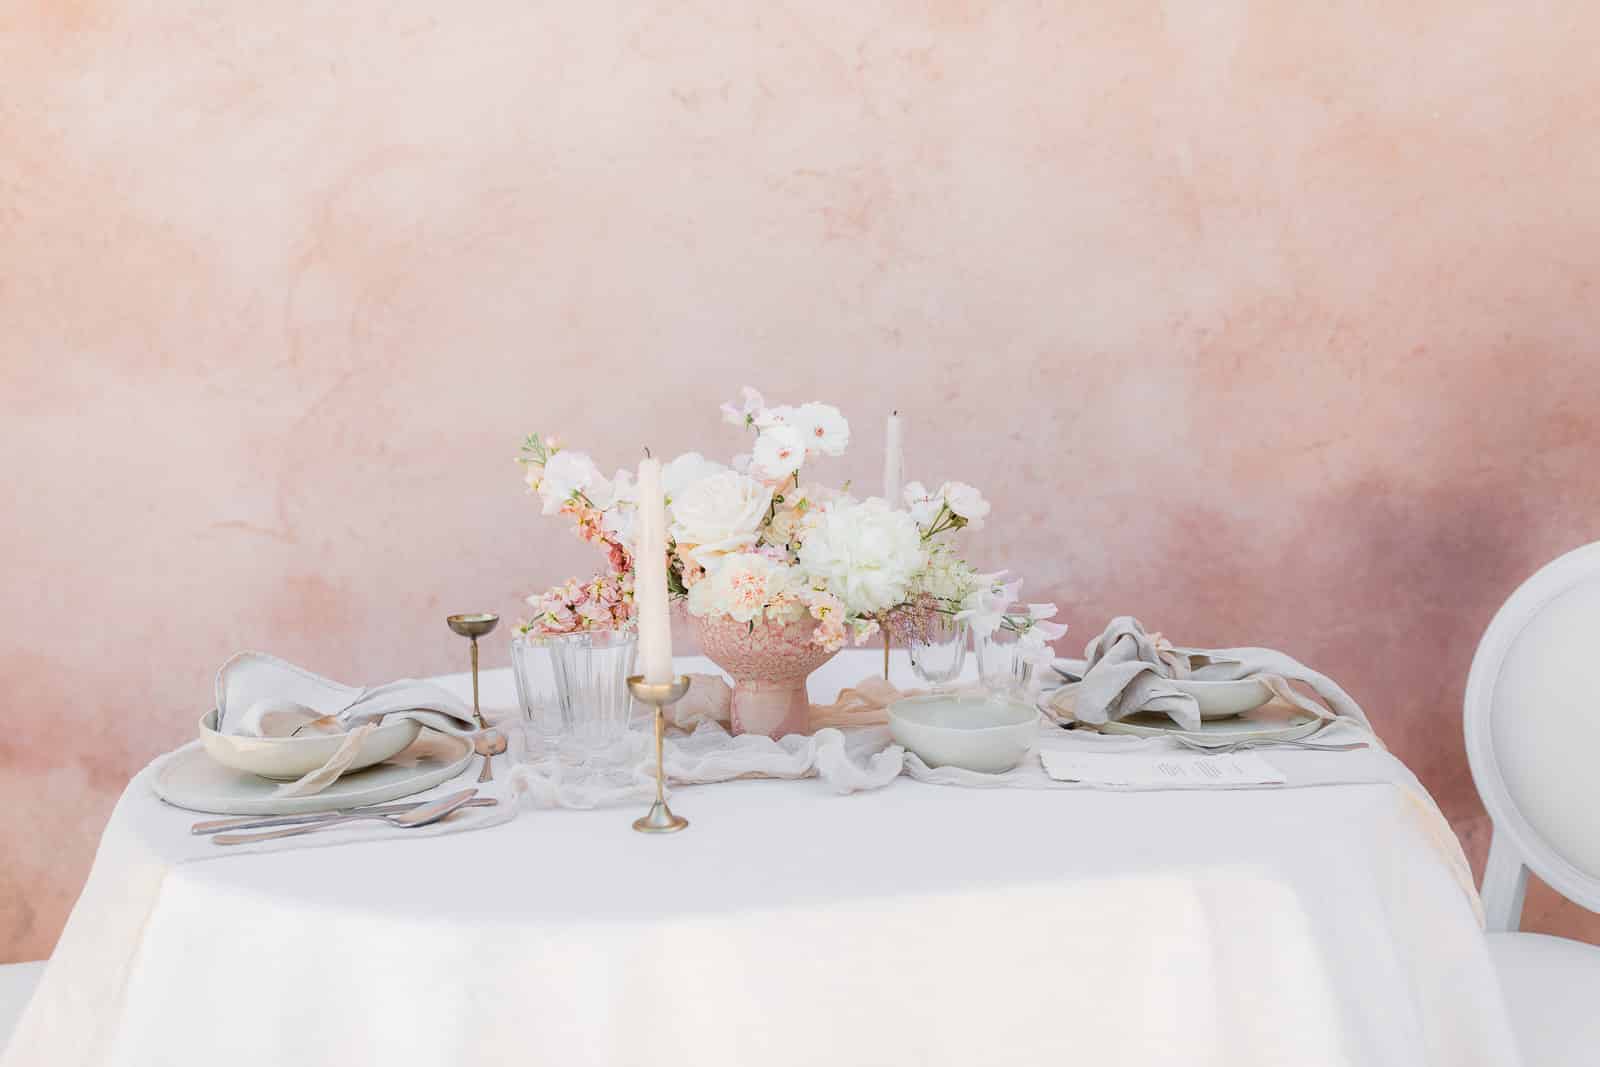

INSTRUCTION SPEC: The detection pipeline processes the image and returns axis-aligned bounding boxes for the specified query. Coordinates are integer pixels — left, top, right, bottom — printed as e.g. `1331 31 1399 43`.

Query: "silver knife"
191 797 497 836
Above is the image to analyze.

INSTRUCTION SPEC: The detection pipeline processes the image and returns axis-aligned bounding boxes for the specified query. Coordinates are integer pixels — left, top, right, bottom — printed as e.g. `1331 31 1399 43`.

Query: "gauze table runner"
4 654 1519 1067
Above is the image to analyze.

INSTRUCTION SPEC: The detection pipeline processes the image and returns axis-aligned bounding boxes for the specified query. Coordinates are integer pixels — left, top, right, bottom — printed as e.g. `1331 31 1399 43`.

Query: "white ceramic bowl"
198 709 421 781
889 695 1039 774
1169 677 1272 719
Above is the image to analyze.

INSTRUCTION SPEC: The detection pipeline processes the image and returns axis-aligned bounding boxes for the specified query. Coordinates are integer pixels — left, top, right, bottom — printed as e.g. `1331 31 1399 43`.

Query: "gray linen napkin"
1048 616 1370 732
215 651 480 796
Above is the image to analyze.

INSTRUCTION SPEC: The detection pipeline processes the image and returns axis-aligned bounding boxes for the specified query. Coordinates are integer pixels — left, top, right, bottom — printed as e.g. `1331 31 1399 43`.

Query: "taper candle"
883 411 904 504
635 456 674 684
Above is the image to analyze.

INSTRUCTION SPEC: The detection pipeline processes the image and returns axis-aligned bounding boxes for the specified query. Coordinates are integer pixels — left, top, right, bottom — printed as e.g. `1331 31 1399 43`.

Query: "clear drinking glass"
973 626 1035 701
511 633 562 756
547 629 639 762
906 610 969 693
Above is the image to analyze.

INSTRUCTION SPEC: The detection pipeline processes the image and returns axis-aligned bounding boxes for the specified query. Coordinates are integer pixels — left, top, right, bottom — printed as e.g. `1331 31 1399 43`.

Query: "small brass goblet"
447 613 506 782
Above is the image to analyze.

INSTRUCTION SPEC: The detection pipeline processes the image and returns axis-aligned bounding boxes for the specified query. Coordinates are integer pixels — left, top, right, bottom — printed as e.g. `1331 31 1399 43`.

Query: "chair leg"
1482 829 1528 933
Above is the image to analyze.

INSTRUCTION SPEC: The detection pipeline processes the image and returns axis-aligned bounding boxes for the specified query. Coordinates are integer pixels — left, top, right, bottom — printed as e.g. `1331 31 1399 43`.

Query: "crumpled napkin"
1045 616 1370 733
664 673 924 732
215 652 480 796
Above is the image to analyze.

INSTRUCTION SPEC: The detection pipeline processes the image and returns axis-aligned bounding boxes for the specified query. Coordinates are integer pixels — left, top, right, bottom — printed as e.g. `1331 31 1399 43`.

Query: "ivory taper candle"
883 411 904 504
634 456 674 684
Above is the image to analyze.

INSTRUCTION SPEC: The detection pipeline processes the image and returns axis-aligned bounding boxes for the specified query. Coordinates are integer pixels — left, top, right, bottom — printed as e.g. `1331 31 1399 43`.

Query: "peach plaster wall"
5 1 1600 962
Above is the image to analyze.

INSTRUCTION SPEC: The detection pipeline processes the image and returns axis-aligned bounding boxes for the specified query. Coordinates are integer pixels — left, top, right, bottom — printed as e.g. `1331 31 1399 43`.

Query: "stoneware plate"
889 694 1039 774
198 707 421 780
1095 703 1323 744
153 729 474 815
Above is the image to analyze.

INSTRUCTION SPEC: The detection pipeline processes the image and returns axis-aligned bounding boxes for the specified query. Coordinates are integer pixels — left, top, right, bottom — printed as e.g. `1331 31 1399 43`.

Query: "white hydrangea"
798 499 927 617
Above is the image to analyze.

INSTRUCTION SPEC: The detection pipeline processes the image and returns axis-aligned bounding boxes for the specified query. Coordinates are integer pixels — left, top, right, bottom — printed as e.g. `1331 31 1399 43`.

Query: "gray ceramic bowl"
889 695 1039 773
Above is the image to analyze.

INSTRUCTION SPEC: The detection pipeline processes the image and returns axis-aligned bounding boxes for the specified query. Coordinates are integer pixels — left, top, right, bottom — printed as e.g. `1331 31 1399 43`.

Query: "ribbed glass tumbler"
511 633 562 759
546 629 639 763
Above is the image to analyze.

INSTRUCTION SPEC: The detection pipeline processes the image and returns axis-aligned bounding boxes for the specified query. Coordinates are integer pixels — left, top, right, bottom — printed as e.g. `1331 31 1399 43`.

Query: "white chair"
0 959 45 1053
1465 542 1600 1066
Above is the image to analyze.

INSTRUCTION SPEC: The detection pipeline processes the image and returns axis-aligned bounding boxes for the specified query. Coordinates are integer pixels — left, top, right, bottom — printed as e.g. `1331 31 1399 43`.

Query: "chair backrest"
1465 541 1600 930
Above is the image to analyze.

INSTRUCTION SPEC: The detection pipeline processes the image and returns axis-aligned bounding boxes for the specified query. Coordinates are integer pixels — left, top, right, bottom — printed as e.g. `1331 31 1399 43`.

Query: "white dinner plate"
152 729 474 815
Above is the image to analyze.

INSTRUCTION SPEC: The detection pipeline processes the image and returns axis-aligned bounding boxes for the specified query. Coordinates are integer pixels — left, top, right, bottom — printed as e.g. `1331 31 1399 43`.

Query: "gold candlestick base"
633 799 689 834
627 675 691 834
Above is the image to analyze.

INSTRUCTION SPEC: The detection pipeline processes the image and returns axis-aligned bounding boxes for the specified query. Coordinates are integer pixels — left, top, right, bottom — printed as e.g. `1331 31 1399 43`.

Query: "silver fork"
191 797 498 836
1171 736 1371 755
212 788 480 846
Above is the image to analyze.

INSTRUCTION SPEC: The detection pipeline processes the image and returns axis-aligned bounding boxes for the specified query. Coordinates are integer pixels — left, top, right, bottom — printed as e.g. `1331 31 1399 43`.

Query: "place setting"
150 618 522 849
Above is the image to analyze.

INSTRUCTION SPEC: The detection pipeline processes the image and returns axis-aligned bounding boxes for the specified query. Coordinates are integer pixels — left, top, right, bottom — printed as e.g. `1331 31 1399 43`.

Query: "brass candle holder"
627 674 691 834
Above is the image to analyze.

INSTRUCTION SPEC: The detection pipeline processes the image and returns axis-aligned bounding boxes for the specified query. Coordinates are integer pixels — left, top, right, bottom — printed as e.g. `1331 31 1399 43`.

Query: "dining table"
3 650 1521 1067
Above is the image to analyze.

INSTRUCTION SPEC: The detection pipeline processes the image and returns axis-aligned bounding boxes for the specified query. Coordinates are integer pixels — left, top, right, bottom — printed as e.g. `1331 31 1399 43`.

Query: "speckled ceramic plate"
1095 704 1324 744
152 729 474 815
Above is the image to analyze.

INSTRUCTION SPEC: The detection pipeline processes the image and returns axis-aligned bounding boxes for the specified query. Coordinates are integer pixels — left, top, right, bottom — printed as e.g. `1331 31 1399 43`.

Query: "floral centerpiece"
518 388 1065 737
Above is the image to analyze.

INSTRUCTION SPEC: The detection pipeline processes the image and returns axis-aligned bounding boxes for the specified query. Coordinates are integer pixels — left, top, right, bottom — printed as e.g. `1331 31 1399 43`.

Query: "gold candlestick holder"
627 674 691 834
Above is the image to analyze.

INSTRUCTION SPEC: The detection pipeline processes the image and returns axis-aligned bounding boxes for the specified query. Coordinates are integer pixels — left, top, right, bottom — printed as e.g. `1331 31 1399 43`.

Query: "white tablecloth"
6 653 1520 1067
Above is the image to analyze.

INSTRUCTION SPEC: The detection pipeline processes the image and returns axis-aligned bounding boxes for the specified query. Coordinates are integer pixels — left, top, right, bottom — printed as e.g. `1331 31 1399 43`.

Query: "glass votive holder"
904 610 969 693
546 629 639 763
973 627 1036 700
511 632 562 757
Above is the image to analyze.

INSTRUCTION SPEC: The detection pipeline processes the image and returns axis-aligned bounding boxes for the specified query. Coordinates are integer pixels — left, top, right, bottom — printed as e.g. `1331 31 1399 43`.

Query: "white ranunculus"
940 481 990 526
751 424 806 481
686 552 801 623
661 452 728 499
793 402 850 457
669 471 773 571
753 404 797 430
537 450 603 514
799 498 927 616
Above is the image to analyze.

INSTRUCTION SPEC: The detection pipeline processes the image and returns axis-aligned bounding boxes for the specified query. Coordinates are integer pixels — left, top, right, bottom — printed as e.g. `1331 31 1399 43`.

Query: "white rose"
941 481 991 526
798 498 927 617
661 452 728 499
537 450 603 515
751 424 806 481
686 552 801 624
669 471 773 571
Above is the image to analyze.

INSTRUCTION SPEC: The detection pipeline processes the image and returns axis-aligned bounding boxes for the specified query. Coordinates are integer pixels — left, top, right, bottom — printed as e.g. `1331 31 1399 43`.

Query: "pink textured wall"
5 2 1600 961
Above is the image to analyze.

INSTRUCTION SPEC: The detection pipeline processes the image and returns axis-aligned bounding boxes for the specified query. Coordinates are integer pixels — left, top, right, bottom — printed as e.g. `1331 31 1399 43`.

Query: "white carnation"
687 552 802 624
798 498 927 617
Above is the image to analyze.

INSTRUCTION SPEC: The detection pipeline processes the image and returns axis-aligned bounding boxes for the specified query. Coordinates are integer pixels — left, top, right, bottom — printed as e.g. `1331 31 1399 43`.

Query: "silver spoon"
447 613 507 782
212 788 479 845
